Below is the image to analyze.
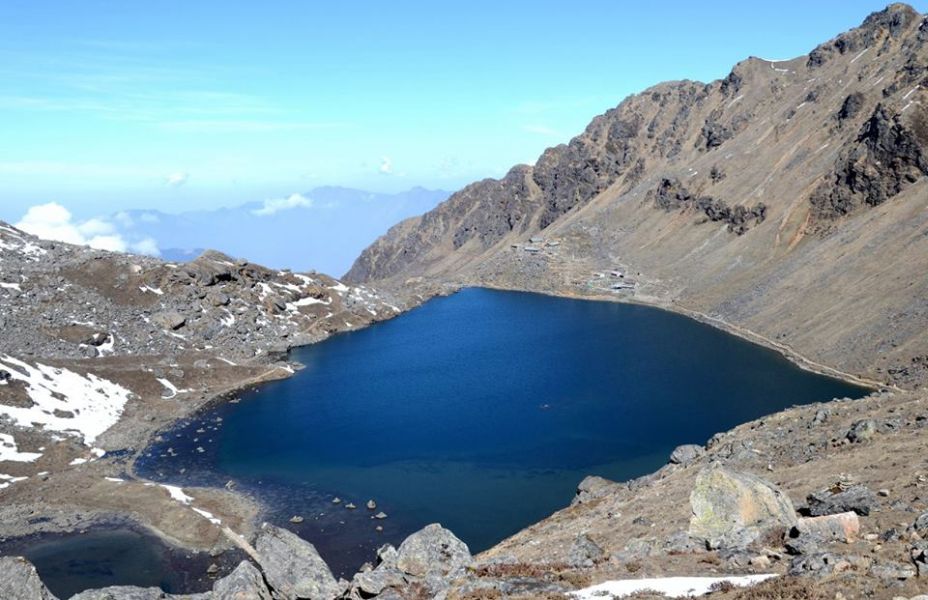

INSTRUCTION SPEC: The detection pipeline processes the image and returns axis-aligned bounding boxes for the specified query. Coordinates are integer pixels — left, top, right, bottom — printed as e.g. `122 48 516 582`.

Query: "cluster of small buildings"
588 268 638 292
512 236 561 254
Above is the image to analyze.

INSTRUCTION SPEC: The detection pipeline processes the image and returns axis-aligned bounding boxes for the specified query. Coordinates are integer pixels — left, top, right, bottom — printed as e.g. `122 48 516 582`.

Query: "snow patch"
96 335 115 356
0 433 42 462
155 377 189 399
569 575 778 599
192 507 221 525
160 484 193 504
0 355 133 445
286 296 329 311
220 310 235 327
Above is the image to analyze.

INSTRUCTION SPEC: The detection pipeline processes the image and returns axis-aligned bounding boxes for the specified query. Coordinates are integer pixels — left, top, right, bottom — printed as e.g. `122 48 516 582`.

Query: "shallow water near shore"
136 287 867 578
0 525 244 598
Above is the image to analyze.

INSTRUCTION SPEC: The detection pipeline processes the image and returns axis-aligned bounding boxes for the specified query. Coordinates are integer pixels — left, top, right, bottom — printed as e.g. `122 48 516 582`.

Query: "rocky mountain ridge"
347 2 928 390
0 220 408 586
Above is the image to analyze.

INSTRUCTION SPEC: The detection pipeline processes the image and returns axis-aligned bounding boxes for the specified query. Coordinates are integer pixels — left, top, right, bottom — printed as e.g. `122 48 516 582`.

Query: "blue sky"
1 1 923 218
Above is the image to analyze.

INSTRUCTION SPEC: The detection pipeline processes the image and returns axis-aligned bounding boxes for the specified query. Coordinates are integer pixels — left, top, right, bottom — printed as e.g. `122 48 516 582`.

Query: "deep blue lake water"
134 288 866 577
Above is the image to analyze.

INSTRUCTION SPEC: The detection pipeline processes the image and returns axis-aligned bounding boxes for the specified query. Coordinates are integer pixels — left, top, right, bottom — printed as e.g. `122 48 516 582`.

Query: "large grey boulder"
572 475 621 506
670 444 705 466
396 523 473 577
352 567 406 597
153 311 186 331
567 533 605 567
806 484 877 516
689 465 797 549
0 556 58 600
213 561 271 600
254 523 341 600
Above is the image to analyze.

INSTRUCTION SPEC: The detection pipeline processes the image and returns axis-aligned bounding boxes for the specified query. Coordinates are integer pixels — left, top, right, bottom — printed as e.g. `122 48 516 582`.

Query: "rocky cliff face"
347 3 928 389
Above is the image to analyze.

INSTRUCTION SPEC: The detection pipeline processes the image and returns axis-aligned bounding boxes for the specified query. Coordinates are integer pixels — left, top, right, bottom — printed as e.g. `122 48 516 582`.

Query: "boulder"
688 465 797 549
788 552 851 577
0 556 58 600
153 311 186 331
910 511 928 537
910 540 928 576
806 484 877 516
869 561 917 581
669 444 705 466
568 533 605 567
572 475 621 506
352 566 406 596
376 544 399 568
213 561 272 600
254 523 341 600
846 419 877 443
786 512 859 555
395 523 473 577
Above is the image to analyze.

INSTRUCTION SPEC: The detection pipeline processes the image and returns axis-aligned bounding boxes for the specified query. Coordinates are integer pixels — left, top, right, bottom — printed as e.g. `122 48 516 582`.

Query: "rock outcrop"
254 524 341 600
811 104 928 220
211 561 272 600
395 523 473 578
0 556 58 600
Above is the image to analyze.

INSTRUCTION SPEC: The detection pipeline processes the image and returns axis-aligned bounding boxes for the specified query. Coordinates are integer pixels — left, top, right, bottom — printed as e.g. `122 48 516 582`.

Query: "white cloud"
84 234 126 253
251 193 313 217
14 202 159 256
130 237 159 255
113 211 134 228
165 171 189 187
379 156 393 175
76 217 115 237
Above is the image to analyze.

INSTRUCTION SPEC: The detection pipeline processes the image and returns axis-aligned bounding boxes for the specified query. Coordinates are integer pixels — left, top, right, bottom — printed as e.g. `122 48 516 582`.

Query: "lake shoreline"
472 283 885 392
122 287 869 571
0 284 879 594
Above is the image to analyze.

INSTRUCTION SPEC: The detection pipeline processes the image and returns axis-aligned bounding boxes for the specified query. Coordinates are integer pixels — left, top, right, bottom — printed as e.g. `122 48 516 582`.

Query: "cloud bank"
15 202 159 256
379 156 393 175
251 193 313 217
165 171 189 187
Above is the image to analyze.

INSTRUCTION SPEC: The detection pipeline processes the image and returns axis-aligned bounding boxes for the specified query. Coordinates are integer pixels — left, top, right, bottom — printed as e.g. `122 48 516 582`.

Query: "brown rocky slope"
347 3 928 391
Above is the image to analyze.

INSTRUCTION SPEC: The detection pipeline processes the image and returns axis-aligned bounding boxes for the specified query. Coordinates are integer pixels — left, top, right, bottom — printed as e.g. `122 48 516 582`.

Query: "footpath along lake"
18 287 867 594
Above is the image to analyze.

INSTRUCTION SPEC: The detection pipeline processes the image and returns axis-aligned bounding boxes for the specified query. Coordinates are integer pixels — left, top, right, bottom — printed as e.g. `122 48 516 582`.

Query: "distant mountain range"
117 186 450 276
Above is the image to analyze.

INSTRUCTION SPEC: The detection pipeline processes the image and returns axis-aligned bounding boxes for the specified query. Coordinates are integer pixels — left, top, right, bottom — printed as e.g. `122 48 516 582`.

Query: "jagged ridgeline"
346 3 928 387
